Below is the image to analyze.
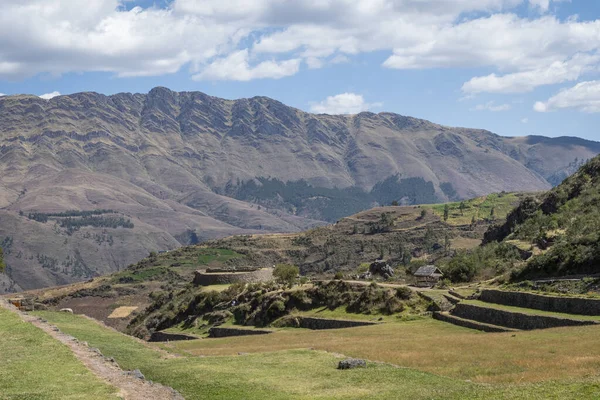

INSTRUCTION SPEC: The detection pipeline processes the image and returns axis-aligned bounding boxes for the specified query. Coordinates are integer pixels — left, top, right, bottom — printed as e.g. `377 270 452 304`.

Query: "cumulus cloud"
0 0 591 86
471 101 512 112
310 93 382 115
193 50 300 81
462 53 599 94
521 117 529 123
38 91 61 100
534 81 600 113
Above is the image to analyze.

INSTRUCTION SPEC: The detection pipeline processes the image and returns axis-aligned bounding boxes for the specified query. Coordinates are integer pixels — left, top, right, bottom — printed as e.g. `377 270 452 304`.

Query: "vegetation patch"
226 175 439 222
468 155 600 282
127 280 430 338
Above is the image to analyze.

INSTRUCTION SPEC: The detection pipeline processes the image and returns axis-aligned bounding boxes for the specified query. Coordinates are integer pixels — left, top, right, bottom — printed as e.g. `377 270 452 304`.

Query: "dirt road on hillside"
0 300 184 400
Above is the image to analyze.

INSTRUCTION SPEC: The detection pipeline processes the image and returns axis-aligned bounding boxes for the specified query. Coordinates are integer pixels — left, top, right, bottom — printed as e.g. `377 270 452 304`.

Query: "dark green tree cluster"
27 209 115 223
60 216 134 235
227 175 439 222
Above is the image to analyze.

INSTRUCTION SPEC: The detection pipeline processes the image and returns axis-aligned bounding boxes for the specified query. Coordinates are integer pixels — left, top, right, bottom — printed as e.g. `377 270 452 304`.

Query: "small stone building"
413 265 443 287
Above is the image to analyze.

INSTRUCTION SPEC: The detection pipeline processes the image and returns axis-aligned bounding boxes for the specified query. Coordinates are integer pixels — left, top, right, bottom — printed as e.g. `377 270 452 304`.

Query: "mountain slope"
0 87 599 292
482 154 600 279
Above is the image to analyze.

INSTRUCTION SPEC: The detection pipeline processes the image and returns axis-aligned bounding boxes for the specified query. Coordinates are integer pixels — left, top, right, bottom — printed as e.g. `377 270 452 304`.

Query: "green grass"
463 299 600 321
33 311 600 399
426 193 520 225
196 248 242 265
111 266 171 283
0 308 119 400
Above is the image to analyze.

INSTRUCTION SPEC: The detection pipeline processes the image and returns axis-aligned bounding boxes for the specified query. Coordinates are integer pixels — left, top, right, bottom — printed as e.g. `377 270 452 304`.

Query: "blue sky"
1 0 600 141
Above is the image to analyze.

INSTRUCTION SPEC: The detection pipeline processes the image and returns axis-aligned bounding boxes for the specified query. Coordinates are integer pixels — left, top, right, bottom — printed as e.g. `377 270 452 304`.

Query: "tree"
444 233 451 255
445 250 478 282
188 229 199 245
459 202 466 216
490 207 496 220
443 204 450 222
420 209 427 219
424 227 435 251
391 200 399 206
273 264 299 288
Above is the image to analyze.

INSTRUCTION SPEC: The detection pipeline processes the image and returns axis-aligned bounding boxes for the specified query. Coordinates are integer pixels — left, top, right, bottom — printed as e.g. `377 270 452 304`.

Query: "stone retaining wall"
452 303 597 330
149 331 199 342
193 268 274 286
276 316 379 330
480 289 600 316
208 327 273 338
433 312 513 333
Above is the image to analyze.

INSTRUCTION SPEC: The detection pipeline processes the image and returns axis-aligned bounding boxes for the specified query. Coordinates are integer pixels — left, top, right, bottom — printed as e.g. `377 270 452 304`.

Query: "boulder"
59 308 74 313
125 369 145 380
369 260 394 279
338 358 367 370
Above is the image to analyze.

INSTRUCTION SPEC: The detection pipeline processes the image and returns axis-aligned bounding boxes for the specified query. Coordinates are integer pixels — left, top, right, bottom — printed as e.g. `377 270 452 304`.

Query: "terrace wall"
480 289 600 316
452 303 597 330
193 268 274 286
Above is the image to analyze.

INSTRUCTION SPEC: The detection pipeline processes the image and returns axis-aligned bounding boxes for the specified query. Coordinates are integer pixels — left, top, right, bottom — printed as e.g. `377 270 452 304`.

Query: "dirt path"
334 280 435 292
1 299 184 400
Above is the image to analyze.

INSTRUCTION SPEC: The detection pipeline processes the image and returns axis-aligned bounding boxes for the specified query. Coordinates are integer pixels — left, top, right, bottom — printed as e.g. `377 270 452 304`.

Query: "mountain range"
0 86 599 292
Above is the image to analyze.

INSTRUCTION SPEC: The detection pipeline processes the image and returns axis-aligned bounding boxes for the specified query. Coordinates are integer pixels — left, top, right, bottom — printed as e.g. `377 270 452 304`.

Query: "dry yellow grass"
450 237 482 249
172 319 600 384
107 306 138 319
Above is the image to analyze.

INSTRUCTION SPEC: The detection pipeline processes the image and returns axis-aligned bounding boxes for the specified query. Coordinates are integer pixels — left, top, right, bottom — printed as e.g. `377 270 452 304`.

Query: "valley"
1 88 599 293
3 94 600 399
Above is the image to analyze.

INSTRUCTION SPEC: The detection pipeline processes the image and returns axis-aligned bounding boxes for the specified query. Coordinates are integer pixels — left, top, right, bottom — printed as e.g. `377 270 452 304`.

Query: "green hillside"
463 155 600 281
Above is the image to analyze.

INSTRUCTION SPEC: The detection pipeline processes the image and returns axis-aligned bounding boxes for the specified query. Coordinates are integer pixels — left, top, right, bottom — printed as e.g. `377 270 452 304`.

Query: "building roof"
414 265 443 277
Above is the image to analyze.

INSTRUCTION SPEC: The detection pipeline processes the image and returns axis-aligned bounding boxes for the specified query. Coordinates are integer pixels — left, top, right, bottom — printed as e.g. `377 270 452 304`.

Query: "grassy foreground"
0 308 118 400
36 311 600 399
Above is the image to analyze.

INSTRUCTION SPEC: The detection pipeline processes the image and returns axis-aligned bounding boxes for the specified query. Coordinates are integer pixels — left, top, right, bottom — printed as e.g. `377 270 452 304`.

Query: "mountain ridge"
0 86 599 292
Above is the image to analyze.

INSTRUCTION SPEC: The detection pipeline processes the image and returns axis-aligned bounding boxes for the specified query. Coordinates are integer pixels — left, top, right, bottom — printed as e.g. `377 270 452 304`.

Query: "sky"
1 0 600 141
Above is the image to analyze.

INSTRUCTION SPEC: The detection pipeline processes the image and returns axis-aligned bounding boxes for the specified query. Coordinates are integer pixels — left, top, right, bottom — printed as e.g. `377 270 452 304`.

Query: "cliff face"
0 87 598 292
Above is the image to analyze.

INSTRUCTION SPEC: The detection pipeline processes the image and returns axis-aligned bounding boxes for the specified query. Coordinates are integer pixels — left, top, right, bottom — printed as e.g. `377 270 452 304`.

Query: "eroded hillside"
0 87 598 291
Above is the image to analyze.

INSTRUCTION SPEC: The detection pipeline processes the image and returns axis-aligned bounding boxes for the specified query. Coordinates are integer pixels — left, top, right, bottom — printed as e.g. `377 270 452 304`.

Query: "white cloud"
534 80 600 113
0 0 591 86
471 101 512 112
39 91 61 99
193 50 300 81
0 93 5 97
310 93 382 115
462 53 599 94
528 0 568 12
521 117 529 123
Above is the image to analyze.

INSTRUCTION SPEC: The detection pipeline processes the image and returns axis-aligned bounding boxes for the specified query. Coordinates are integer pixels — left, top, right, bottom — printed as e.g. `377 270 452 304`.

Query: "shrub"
444 251 478 283
395 286 413 300
273 264 299 288
266 300 286 321
334 271 344 280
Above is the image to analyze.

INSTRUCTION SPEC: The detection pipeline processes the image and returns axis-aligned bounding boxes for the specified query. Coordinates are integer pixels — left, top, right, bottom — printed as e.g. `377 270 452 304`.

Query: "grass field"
425 193 522 225
35 311 600 399
172 317 600 385
0 307 119 400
